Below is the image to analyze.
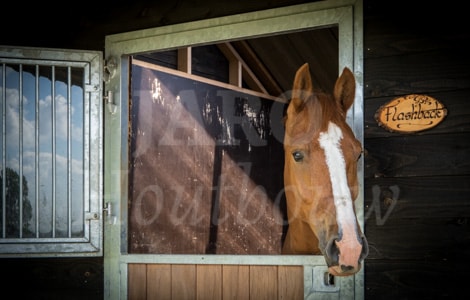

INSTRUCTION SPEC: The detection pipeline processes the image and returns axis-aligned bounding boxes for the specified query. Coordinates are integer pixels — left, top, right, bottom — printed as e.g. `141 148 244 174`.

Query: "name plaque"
375 94 447 133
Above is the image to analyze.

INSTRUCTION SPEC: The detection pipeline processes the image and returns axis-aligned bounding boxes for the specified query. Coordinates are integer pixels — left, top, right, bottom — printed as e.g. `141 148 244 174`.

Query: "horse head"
282 63 368 276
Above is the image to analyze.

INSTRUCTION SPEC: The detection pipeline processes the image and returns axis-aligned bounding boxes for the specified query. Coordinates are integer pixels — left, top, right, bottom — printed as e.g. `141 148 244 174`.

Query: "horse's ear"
334 67 356 115
290 63 314 111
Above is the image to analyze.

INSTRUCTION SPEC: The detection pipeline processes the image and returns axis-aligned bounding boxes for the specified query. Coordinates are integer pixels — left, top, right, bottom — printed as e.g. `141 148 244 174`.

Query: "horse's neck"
282 219 321 255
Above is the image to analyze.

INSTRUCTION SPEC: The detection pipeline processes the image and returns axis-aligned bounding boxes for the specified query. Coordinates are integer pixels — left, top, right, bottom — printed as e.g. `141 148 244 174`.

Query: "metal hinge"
103 57 117 83
103 56 117 114
104 90 117 114
103 202 112 217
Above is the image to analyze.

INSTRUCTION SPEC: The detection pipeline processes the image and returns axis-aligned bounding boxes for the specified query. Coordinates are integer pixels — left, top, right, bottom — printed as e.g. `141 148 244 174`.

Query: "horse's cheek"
348 168 359 200
350 184 359 201
294 169 316 204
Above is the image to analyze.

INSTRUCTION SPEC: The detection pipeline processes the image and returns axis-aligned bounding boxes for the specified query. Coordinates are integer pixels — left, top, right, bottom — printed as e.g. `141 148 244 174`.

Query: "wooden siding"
363 1 470 299
128 264 303 300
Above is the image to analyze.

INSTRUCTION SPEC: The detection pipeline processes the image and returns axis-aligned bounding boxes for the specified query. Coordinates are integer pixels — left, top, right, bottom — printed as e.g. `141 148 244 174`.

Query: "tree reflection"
0 167 33 238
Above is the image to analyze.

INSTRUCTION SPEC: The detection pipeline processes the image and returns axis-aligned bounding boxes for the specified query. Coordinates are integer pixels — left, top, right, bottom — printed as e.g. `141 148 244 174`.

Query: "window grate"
0 47 103 256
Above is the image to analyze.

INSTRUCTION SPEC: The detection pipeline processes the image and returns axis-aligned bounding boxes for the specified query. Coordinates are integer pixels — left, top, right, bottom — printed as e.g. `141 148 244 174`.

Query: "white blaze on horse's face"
319 122 363 275
318 122 356 227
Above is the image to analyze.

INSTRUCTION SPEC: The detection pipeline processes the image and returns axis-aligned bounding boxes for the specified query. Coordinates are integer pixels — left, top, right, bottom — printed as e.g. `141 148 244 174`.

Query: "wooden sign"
375 94 447 133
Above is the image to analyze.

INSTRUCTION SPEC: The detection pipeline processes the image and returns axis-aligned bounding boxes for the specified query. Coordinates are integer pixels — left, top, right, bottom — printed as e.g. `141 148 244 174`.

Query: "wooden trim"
229 59 242 87
133 57 286 103
232 40 284 97
177 47 192 74
217 42 270 95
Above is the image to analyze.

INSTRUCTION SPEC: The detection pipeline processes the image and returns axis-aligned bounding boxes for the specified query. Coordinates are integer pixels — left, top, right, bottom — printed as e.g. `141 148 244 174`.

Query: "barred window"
0 47 103 256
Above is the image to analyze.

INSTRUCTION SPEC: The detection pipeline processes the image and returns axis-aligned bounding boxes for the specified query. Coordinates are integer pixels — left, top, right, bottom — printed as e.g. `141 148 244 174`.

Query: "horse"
281 63 369 276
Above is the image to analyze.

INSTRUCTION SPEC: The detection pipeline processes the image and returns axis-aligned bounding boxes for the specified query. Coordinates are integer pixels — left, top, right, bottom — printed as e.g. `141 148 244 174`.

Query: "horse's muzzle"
324 234 369 276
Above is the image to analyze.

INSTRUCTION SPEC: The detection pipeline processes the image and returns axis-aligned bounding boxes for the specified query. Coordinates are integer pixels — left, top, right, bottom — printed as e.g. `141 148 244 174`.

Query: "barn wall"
1 1 470 299
363 1 470 299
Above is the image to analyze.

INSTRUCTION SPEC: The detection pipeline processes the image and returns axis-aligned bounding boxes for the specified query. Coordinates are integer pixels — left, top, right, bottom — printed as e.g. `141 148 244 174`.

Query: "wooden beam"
217 42 270 95
177 47 192 74
232 40 284 97
133 58 286 103
217 43 241 86
229 59 242 87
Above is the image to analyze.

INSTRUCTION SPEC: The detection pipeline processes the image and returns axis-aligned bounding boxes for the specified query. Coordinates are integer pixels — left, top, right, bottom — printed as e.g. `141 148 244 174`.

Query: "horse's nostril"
325 237 340 264
360 235 369 261
341 265 354 272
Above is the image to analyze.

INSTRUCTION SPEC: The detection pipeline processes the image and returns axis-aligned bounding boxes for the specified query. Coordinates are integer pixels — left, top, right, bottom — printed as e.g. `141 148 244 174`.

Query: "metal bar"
19 64 23 238
67 67 72 238
1 63 6 238
35 65 39 238
51 66 56 238
121 254 326 265
83 67 90 216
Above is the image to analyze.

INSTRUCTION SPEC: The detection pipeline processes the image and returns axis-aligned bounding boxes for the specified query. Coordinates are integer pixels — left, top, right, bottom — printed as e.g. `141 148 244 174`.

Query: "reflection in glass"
0 62 85 239
128 62 287 254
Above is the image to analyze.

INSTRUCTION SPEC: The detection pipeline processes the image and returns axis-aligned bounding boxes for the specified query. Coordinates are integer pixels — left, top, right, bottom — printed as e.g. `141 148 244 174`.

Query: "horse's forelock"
316 92 346 127
285 93 343 145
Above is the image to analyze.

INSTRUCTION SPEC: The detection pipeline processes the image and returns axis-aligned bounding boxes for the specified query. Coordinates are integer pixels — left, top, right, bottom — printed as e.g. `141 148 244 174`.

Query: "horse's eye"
292 151 304 162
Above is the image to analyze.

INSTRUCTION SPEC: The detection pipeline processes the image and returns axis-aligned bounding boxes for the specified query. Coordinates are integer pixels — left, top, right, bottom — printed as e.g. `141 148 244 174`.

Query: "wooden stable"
1 0 470 299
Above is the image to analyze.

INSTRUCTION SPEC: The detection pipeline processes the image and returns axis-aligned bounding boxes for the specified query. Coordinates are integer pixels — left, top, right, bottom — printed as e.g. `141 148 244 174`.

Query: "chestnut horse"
282 63 368 276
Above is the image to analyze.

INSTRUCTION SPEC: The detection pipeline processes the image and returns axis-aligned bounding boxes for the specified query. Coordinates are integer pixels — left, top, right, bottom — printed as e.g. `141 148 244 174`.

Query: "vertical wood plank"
128 264 147 300
250 265 278 300
278 266 303 300
172 264 196 300
222 265 250 300
217 42 242 87
177 47 192 74
147 264 171 300
228 60 242 87
196 265 222 300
